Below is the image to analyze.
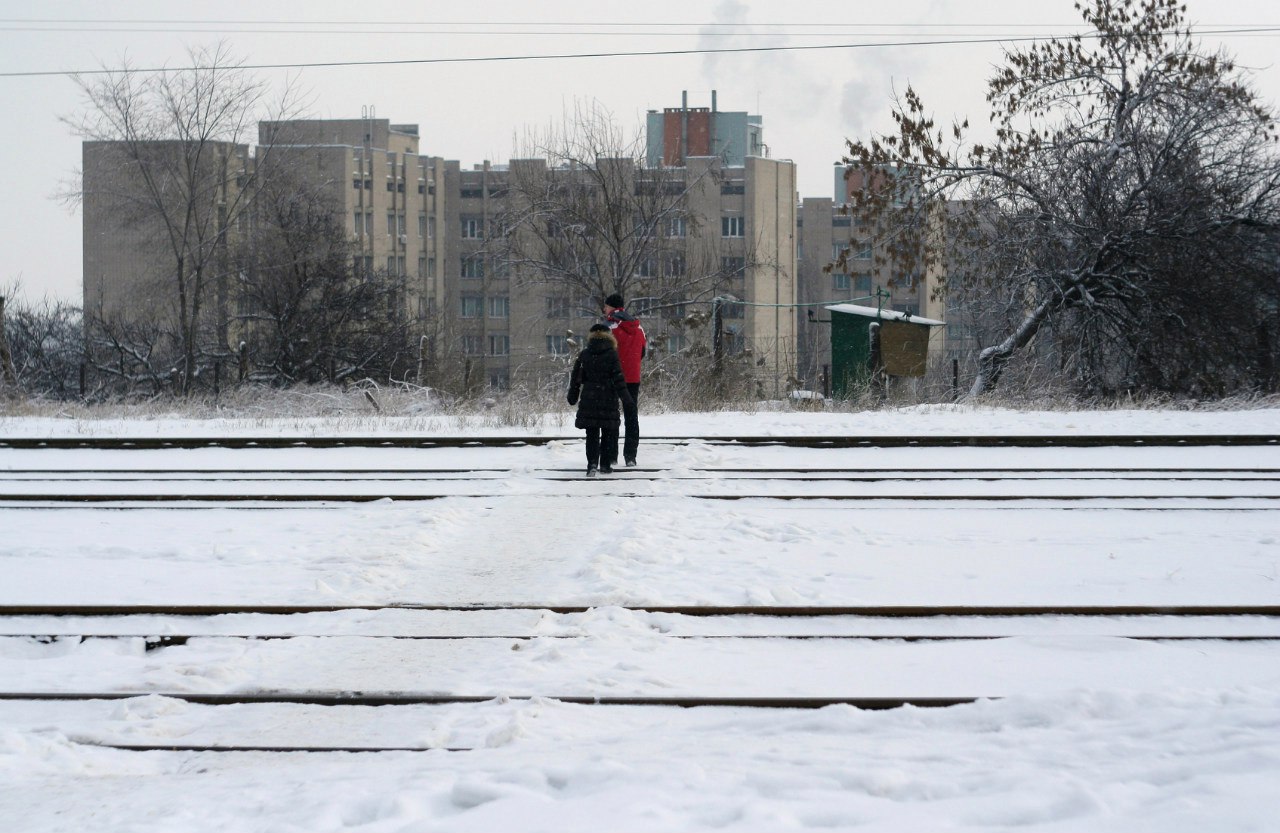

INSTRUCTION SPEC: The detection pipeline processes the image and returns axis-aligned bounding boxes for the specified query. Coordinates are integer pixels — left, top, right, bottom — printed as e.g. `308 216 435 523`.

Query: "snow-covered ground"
1 406 1278 832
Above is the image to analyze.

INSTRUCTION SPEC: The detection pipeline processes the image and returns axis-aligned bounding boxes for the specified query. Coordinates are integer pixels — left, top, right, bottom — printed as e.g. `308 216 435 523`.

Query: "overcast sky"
2 0 1277 304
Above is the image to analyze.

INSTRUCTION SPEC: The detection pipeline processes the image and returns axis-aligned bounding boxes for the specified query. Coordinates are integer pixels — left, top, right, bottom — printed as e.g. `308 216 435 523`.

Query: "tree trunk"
969 294 1058 397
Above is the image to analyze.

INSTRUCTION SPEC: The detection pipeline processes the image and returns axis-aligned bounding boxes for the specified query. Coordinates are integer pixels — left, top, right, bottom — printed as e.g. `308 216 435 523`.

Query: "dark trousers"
585 425 619 468
615 383 640 463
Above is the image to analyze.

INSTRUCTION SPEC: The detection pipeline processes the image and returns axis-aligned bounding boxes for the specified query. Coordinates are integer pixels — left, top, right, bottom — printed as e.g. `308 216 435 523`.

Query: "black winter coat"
568 330 634 429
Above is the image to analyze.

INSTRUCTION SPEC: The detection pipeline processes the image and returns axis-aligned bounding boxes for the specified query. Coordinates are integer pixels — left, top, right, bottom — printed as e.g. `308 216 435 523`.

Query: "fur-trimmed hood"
586 328 619 351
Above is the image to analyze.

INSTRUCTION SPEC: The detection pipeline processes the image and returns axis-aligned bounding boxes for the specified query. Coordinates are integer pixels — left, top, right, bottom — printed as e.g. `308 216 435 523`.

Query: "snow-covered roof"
825 303 945 326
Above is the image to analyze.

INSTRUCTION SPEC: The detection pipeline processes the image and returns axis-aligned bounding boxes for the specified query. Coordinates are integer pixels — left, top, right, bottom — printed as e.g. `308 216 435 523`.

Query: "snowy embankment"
0 407 1277 832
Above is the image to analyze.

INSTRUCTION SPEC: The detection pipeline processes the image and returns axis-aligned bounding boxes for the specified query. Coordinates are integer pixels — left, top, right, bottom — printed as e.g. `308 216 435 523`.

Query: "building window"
546 296 571 318
460 187 484 199
639 257 658 278
461 255 485 279
630 297 657 316
721 256 745 277
461 217 483 239
722 216 745 237
387 213 396 236
854 274 872 294
460 295 483 318
488 334 510 356
546 334 569 356
665 255 685 278
833 273 851 291
720 183 745 195
386 256 396 274
419 213 426 237
855 242 872 260
721 302 745 319
666 217 687 237
354 211 363 236
489 369 510 390
461 335 484 355
666 334 688 353
364 213 373 237
418 256 426 278
427 216 436 238
488 296 509 318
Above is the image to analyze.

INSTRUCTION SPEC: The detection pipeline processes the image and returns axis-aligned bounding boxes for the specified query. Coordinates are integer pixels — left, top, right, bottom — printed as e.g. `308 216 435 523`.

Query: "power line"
2 17 1277 27
0 19 1104 27
3 27 1278 79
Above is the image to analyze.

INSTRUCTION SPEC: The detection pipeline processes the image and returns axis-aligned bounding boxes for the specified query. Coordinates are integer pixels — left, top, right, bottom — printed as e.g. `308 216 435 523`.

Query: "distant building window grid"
546 296 571 318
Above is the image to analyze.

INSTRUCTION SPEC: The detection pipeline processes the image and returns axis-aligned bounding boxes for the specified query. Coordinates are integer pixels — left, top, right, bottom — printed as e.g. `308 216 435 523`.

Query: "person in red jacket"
603 293 646 467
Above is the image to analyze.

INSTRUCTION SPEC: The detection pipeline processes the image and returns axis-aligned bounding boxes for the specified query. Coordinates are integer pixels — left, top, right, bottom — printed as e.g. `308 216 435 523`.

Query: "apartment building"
81 105 800 396
439 153 797 393
258 118 453 323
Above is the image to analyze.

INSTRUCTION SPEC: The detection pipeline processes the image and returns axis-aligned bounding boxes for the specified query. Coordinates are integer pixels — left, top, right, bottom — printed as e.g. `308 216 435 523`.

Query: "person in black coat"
567 324 635 477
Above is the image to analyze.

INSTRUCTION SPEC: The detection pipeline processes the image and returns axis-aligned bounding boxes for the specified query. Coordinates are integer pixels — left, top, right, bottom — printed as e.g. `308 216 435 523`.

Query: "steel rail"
3 473 1275 482
1 434 1276 450
9 633 1278 648
4 467 1278 475
0 691 982 709
3 603 1277 617
0 493 1274 503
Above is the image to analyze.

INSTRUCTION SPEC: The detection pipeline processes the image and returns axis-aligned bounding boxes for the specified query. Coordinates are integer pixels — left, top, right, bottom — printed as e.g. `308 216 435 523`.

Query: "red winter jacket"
605 308 647 384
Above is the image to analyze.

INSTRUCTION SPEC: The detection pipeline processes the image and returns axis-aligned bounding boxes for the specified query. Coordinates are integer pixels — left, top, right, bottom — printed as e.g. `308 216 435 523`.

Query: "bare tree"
233 163 412 386
0 286 83 398
492 99 746 319
63 44 303 394
841 0 1280 397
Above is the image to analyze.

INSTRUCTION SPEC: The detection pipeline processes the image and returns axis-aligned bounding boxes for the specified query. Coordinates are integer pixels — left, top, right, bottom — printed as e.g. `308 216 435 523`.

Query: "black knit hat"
605 293 625 308
589 323 610 333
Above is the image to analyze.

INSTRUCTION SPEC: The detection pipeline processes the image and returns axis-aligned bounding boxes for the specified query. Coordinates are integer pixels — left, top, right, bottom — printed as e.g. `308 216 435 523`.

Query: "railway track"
1 433 1276 450
2 432 1277 756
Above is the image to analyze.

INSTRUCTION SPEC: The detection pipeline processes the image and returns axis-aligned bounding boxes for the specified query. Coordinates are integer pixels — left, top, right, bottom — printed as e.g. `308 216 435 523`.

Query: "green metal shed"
826 303 944 398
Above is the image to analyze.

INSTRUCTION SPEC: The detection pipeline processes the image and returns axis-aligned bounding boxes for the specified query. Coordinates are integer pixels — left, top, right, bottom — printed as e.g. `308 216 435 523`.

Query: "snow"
825 303 946 326
1 406 1278 831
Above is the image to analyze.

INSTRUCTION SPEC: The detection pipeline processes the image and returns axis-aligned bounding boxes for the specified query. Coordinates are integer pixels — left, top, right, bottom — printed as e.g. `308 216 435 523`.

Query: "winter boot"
586 465 598 478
